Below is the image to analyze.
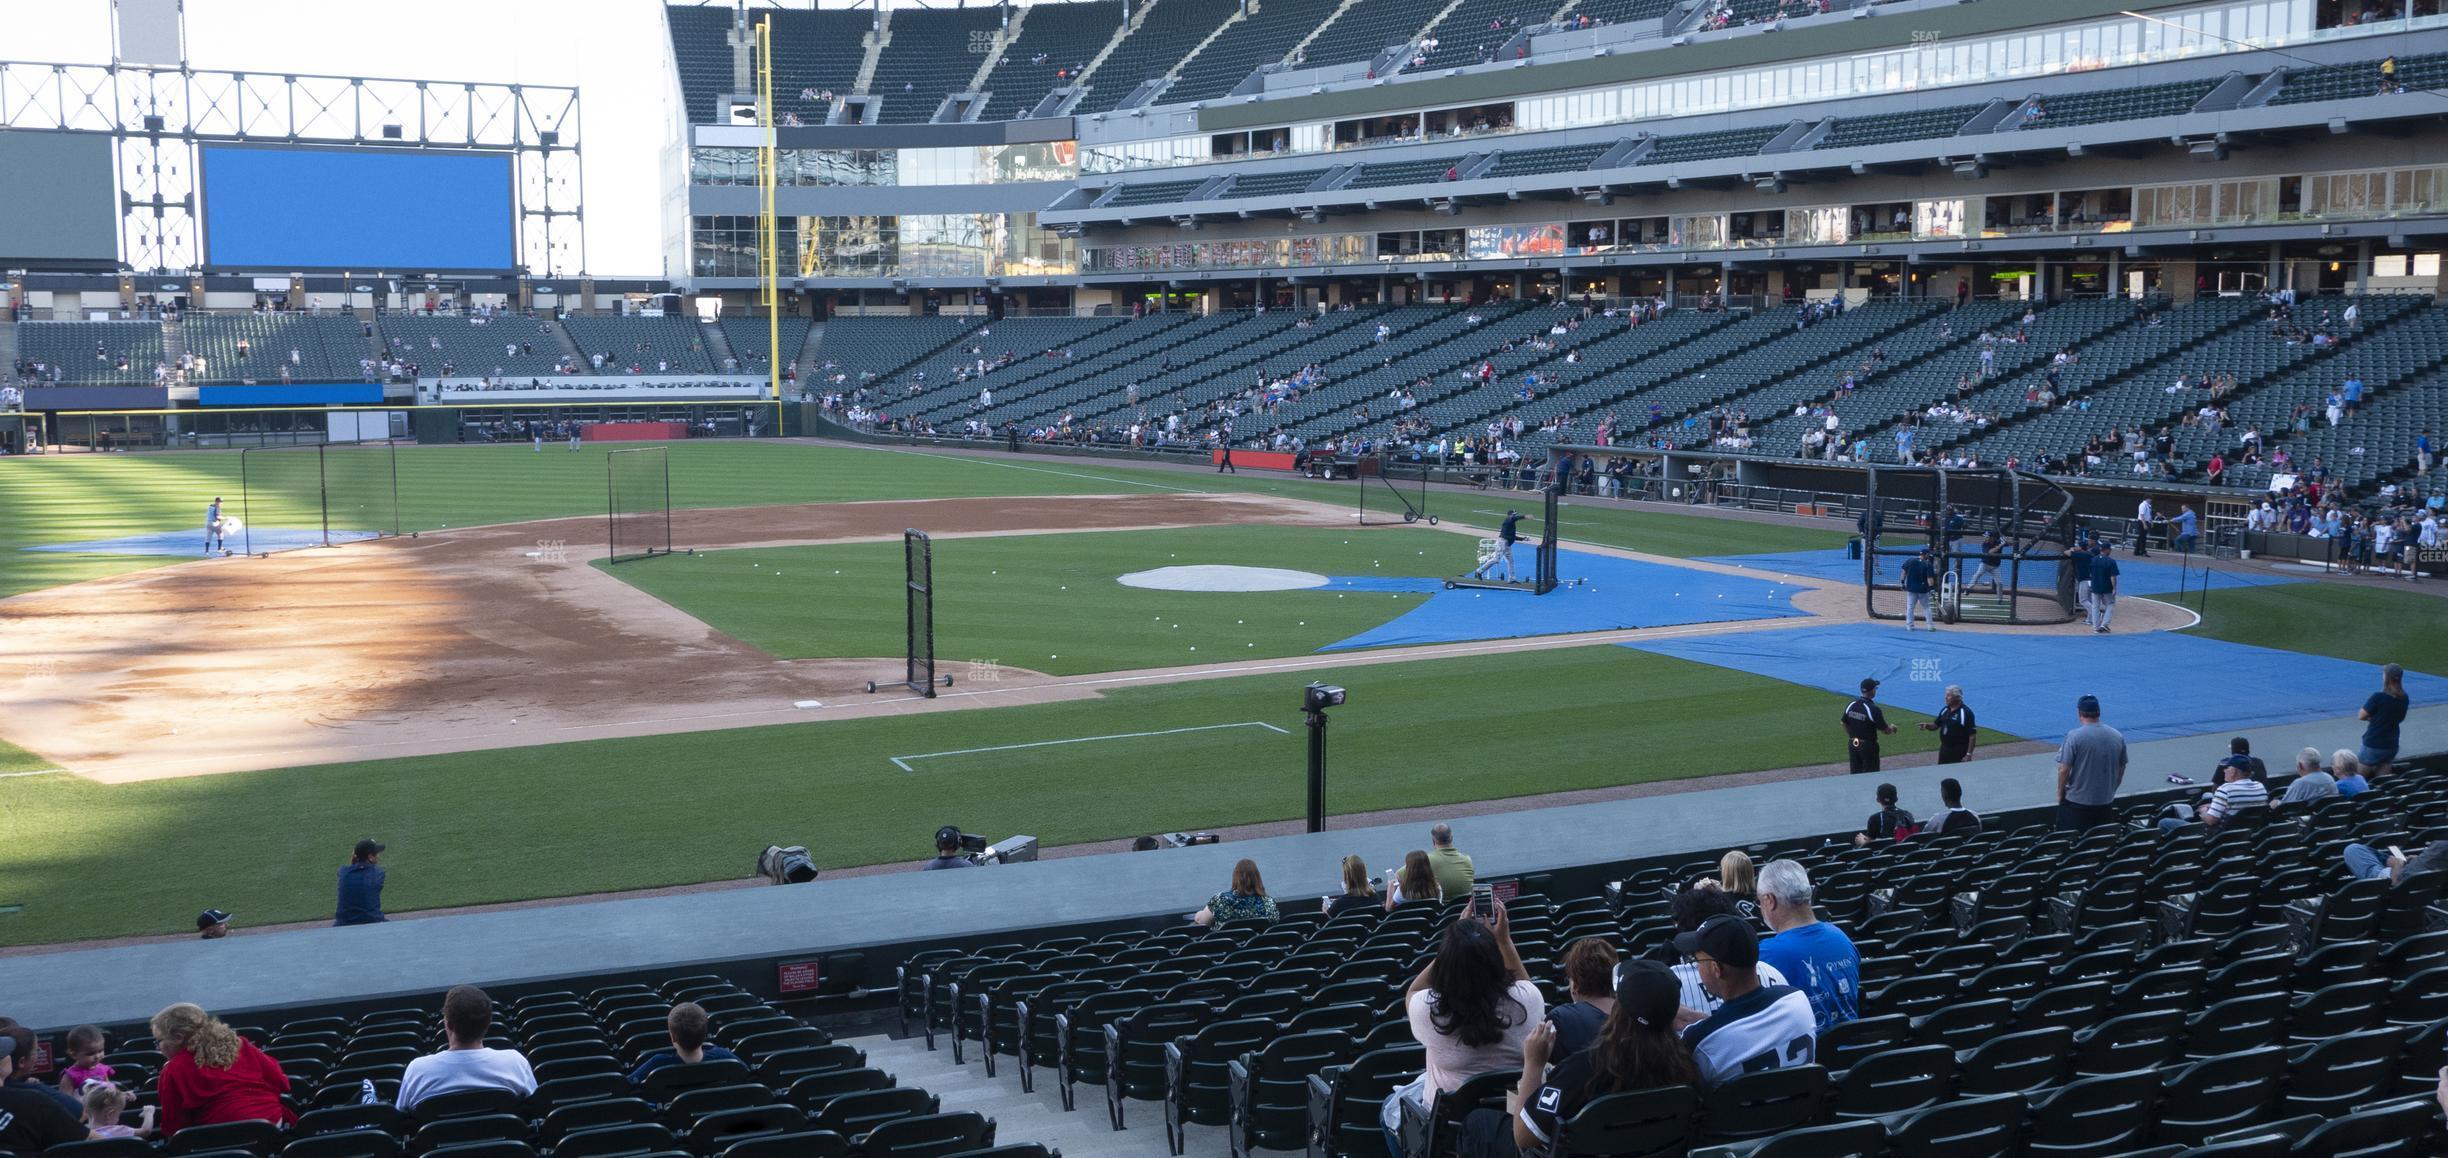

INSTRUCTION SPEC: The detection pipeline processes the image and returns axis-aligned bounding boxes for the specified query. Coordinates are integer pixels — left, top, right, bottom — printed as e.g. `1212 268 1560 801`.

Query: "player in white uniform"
205 496 225 554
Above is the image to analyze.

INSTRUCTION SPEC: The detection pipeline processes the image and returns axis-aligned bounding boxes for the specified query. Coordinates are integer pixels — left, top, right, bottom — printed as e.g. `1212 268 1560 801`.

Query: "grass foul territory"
2179 582 2448 674
0 646 1960 945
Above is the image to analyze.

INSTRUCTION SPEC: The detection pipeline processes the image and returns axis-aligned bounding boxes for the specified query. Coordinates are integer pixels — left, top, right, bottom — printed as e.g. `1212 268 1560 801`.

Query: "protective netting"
606 447 672 563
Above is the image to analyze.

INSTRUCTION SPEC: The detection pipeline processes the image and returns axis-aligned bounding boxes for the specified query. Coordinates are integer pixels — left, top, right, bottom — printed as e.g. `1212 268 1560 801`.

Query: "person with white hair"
2273 747 2338 808
2332 750 2371 797
1752 860 1859 1031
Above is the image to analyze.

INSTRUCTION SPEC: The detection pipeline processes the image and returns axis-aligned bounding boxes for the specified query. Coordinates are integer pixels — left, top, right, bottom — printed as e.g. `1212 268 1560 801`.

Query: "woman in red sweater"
150 1003 295 1138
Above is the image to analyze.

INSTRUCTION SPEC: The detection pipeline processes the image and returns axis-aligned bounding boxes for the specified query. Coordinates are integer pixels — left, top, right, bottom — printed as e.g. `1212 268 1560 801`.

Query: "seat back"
2153 1045 2285 1146
816 1086 939 1137
2290 1096 2437 1158
1952 1026 2073 1096
716 1129 851 1158
164 1118 283 1156
687 1104 810 1152
1814 1014 1911 1072
1829 1045 1951 1118
1549 1086 1697 1158
2026 1070 2157 1154
1311 1044 1424 1158
640 1056 754 1102
1697 1065 1829 1142
856 1111 993 1157
1885 1091 2027 1156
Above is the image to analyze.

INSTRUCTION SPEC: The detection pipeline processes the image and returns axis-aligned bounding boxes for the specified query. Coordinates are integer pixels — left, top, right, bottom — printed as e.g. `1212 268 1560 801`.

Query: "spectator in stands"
1383 902 1542 1155
628 1002 736 1084
335 838 386 925
2162 755 2268 832
57 1025 115 1094
2356 662 2408 777
1546 938 1619 1058
1473 960 1696 1157
1428 822 1476 901
0 1024 79 1119
1752 860 1858 1032
197 908 232 939
1853 782 1916 846
1194 858 1278 926
1388 850 1438 910
1714 850 1757 911
2332 750 2371 796
1669 887 1784 1018
0 1027 90 1150
1325 855 1378 917
1925 778 1980 836
396 986 536 1112
922 826 976 870
2275 747 2337 808
150 1003 295 1138
2055 694 2127 831
81 1081 145 1140
2226 736 2268 780
2344 837 2446 885
1676 916 1817 1086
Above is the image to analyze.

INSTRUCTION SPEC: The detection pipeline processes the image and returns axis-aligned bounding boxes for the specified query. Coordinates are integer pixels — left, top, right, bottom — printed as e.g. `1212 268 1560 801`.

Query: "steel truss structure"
0 60 583 275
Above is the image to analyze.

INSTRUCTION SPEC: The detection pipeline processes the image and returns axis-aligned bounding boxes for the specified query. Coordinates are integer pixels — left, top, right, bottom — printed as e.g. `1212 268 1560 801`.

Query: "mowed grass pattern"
2181 581 2448 675
0 441 1850 598
605 525 1483 674
0 646 1954 944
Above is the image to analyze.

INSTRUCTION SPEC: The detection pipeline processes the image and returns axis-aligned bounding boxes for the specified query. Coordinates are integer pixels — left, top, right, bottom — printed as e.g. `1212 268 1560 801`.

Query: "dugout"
1861 465 2080 626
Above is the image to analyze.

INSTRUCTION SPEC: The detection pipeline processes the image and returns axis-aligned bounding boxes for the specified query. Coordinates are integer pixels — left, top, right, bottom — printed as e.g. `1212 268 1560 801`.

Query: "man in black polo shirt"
1842 677 1896 774
1920 684 1977 764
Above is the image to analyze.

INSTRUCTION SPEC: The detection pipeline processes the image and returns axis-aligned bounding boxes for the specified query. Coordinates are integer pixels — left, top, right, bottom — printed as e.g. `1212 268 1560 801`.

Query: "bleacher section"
13 320 167 386
2215 300 2448 492
868 8 1007 124
974 0 1123 120
2009 78 2221 129
1483 139 1613 178
2272 51 2448 105
716 315 817 371
1225 168 1328 198
806 316 980 388
376 315 570 379
1640 124 1783 166
560 315 723 375
767 9 876 117
665 5 738 125
1662 301 2018 450
1413 0 1563 70
1073 0 1243 114
1163 0 1342 106
183 314 369 384
1104 179 1209 208
1348 157 1464 190
1817 103 1985 151
1300 0 1443 70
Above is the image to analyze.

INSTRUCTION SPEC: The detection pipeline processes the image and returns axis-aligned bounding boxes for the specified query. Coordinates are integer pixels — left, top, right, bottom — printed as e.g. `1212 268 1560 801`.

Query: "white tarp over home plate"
1116 565 1330 592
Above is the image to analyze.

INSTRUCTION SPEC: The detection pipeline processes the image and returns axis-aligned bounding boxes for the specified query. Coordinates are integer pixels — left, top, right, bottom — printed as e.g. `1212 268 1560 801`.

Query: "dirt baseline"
0 493 1349 782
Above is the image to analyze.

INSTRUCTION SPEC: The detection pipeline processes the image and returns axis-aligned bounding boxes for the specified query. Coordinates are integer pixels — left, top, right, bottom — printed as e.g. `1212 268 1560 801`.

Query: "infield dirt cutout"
0 491 2187 782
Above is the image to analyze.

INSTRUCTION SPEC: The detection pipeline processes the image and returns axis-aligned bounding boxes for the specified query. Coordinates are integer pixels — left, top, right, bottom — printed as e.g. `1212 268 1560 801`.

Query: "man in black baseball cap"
196 908 233 939
1673 915 1818 1087
1841 677 1896 773
922 826 976 871
336 838 387 926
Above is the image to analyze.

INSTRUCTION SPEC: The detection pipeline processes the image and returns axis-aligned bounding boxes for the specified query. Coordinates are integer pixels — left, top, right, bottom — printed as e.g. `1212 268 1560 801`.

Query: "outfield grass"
2181 582 2448 675
0 738 56 776
606 525 1482 674
0 441 1845 598
0 645 1968 945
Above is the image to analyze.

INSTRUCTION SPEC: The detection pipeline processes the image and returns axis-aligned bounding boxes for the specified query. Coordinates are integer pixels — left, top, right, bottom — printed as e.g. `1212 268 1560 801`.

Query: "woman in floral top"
1194 858 1279 926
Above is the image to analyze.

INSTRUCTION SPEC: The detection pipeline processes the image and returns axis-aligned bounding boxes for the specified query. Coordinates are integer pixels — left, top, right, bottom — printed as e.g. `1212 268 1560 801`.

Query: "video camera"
940 826 1040 866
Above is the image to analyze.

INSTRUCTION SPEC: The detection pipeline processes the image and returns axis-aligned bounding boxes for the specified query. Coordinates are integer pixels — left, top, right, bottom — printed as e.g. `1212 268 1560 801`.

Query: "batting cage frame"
1446 478 1561 595
1355 458 1438 527
1861 465 2079 626
606 447 675 563
235 443 402 558
866 528 955 697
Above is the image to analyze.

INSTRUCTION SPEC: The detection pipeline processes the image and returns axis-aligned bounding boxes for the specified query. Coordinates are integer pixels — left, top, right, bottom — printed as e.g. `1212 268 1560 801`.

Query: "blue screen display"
202 146 515 270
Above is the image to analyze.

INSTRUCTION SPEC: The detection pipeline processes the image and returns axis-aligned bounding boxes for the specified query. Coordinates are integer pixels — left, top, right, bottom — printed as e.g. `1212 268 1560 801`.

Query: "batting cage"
236 443 401 556
866 529 953 697
1447 477 1561 595
1355 458 1438 527
606 446 674 563
1861 465 2079 626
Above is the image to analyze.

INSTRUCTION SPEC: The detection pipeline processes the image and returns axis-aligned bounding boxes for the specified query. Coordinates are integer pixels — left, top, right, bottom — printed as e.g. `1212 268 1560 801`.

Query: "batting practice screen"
606 447 673 563
237 444 400 556
905 529 937 697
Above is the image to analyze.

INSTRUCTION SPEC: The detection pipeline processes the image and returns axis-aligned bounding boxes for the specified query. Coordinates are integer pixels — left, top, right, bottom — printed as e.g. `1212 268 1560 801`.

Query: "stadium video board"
200 144 516 271
0 131 120 266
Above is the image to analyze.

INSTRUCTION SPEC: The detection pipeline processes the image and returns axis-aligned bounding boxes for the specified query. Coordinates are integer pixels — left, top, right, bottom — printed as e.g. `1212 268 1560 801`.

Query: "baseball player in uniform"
205 496 226 554
1473 509 1525 580
1969 531 2004 593
1843 677 1896 773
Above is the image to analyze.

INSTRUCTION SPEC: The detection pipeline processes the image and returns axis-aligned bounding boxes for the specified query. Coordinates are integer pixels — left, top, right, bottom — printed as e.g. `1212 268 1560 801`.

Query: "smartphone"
2389 846 2404 861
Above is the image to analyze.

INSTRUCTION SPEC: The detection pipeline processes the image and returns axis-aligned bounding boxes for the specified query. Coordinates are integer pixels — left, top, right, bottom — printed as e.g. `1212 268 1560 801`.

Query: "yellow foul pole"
757 15 780 404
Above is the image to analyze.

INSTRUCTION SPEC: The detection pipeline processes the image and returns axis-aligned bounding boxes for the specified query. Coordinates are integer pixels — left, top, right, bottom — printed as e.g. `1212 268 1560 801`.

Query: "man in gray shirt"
2055 694 2127 831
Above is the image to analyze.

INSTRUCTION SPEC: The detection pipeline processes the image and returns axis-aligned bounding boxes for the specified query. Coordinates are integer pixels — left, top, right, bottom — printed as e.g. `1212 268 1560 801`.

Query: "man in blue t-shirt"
2087 544 2121 633
2172 503 2199 554
2066 539 2094 623
1901 548 1936 631
1752 860 1859 1032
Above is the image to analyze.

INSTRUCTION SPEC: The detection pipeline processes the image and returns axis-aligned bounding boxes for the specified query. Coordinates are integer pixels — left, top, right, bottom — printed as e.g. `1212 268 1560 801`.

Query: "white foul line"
889 720 1291 772
0 770 60 779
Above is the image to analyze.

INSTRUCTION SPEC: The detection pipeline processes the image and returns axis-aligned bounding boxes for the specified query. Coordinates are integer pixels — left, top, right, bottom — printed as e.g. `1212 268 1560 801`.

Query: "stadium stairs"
700 318 741 371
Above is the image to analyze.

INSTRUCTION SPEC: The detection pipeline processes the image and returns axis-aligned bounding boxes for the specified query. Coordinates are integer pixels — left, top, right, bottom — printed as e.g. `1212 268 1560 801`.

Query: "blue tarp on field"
1619 622 2443 743
1695 547 2306 597
1322 549 1805 650
24 528 378 556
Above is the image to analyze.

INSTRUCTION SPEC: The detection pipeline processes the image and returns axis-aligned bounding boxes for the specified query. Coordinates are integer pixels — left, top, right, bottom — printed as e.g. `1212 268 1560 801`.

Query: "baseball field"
0 438 2434 947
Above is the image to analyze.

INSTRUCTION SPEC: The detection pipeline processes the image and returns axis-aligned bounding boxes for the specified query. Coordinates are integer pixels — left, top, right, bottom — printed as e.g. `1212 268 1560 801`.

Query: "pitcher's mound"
1118 565 1330 592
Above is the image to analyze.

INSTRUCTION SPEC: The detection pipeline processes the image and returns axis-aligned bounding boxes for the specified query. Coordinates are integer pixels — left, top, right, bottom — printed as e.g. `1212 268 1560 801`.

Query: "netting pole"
606 451 619 563
317 445 332 548
387 442 401 538
242 450 255 557
662 447 674 555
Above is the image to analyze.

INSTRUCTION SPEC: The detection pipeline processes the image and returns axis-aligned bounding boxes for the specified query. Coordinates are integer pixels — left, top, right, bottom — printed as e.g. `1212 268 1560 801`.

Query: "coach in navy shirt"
335 839 387 925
